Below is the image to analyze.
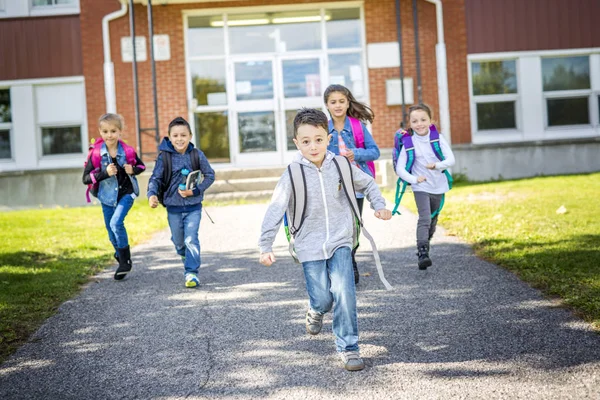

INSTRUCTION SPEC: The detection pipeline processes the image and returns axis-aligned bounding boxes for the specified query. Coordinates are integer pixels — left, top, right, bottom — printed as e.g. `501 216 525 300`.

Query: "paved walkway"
1 203 599 399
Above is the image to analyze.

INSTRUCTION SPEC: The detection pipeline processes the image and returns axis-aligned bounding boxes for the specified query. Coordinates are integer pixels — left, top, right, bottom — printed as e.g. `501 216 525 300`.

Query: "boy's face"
293 124 331 168
169 125 192 154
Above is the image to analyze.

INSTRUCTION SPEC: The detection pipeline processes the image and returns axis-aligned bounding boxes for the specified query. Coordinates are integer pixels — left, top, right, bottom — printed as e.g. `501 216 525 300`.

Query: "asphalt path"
1 203 599 399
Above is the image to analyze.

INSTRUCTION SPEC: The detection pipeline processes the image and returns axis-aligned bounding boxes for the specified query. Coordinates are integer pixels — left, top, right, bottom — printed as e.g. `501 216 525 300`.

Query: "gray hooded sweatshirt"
259 151 387 263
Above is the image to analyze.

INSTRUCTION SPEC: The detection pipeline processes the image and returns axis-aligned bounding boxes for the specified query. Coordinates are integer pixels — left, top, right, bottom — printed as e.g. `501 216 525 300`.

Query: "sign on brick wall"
121 36 147 62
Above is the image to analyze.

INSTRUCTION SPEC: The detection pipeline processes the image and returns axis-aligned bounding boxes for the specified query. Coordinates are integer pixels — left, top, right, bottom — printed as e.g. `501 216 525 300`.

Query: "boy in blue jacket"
148 117 215 288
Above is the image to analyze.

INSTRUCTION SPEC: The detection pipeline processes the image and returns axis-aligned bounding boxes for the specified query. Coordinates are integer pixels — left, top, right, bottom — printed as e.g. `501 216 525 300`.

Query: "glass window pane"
285 110 297 150
542 56 590 91
0 89 10 123
476 101 516 130
238 111 275 153
471 61 517 96
195 112 229 163
326 8 361 49
282 59 320 98
229 13 276 54
547 97 589 126
234 61 273 101
190 60 227 106
42 126 81 155
56 0 75 4
0 130 10 159
32 0 51 5
187 16 225 57
328 53 364 97
272 10 322 52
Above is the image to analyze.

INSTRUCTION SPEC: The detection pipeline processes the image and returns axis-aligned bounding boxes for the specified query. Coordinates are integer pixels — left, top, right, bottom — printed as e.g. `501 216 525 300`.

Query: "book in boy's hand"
185 170 203 190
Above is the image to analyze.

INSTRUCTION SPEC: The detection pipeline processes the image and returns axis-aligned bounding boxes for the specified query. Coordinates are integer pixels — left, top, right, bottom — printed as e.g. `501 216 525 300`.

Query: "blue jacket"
82 142 144 207
327 117 380 198
147 138 215 213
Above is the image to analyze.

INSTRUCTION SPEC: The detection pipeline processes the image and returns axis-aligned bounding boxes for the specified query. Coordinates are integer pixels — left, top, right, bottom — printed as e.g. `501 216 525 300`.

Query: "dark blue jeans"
101 194 135 251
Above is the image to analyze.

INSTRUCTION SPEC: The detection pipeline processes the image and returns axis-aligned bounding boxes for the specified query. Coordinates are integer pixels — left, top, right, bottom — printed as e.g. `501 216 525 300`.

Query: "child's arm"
82 155 110 185
352 123 380 163
258 171 292 264
428 134 455 170
147 154 164 208
394 147 421 184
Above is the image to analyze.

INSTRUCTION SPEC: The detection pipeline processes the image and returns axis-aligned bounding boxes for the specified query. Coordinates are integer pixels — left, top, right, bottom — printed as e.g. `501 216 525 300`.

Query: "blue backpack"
391 124 453 217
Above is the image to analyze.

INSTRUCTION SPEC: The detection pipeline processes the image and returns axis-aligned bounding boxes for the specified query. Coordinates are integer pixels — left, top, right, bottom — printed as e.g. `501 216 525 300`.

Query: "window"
542 56 591 127
32 0 76 6
0 89 11 159
471 60 518 131
0 0 5 12
41 126 82 156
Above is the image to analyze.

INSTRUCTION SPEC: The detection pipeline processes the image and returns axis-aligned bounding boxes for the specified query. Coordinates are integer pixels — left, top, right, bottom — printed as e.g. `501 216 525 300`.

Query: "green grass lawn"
0 202 168 363
395 173 600 329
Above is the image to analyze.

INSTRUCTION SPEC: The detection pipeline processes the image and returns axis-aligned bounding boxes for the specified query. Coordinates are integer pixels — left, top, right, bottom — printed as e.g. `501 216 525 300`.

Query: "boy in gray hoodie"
259 108 391 371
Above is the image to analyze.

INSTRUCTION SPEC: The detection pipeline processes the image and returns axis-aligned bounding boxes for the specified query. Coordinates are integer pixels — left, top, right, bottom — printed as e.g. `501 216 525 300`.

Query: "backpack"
347 116 376 178
156 149 200 207
391 124 453 216
283 155 393 290
84 138 137 203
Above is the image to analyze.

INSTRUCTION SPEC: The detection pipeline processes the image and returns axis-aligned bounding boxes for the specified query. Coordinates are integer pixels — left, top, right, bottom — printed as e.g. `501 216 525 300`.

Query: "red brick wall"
80 0 471 158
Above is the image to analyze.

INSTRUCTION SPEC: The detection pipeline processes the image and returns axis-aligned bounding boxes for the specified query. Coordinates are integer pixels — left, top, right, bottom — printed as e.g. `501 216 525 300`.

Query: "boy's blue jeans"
101 194 135 251
167 209 201 275
302 246 359 353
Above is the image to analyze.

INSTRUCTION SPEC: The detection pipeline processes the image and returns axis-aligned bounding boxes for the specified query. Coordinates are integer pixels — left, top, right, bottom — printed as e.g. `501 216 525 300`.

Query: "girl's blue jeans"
302 246 359 353
101 194 135 251
167 209 202 275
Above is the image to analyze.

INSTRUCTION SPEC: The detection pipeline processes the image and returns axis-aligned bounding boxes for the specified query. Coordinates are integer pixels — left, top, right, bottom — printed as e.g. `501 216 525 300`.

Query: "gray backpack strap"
285 163 307 263
332 156 394 291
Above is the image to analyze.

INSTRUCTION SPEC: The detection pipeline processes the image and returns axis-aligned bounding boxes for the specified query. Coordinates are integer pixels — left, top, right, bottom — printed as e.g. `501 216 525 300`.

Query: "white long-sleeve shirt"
394 129 455 194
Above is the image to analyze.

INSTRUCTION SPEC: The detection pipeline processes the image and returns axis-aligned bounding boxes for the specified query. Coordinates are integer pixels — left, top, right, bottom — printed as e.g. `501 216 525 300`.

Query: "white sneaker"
340 350 365 371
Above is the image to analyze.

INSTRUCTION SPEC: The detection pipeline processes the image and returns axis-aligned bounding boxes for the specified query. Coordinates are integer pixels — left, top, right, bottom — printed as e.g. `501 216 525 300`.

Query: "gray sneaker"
340 351 365 371
305 309 323 335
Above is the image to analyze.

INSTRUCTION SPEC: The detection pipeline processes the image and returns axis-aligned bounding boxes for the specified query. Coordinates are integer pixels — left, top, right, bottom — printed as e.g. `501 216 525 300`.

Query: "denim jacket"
327 117 380 198
85 142 142 207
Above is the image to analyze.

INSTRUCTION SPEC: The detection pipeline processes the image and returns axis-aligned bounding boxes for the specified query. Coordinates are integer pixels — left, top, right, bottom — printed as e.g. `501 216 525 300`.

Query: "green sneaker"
185 273 199 288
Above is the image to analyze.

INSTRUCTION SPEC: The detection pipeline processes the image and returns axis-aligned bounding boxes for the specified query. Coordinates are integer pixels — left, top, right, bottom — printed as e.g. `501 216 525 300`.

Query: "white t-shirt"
395 129 455 194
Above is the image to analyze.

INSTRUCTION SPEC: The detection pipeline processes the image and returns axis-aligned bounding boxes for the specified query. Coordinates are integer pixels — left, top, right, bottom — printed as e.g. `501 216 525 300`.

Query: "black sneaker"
417 245 432 270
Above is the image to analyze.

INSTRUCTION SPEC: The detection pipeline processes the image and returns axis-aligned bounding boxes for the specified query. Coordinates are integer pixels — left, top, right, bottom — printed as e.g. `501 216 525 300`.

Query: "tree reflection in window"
542 56 590 91
471 61 517 96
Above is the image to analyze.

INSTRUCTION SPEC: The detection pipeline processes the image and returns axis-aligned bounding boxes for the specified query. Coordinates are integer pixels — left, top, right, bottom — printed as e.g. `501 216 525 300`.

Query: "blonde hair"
98 113 124 130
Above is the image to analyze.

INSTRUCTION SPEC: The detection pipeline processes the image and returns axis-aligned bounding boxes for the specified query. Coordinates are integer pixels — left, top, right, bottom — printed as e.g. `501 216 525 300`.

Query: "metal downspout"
413 0 423 104
395 0 407 128
423 0 452 144
102 1 128 113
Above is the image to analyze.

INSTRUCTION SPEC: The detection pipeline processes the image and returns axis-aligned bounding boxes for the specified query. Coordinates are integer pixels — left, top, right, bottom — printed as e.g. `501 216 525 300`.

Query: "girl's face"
99 121 121 147
409 110 432 136
169 125 192 154
326 91 349 119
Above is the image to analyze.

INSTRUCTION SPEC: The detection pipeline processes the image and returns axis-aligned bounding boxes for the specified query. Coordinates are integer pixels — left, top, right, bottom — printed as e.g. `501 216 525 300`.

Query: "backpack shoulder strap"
428 124 445 162
90 138 103 169
161 151 172 186
332 155 361 225
348 116 364 148
191 148 200 171
286 163 307 236
119 140 138 166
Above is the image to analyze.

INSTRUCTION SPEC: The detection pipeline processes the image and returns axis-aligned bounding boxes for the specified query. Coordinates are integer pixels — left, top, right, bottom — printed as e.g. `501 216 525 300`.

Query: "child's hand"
345 149 355 162
148 195 159 208
375 209 392 220
107 163 118 176
178 188 194 198
416 176 427 183
260 252 276 266
426 163 437 170
124 164 134 175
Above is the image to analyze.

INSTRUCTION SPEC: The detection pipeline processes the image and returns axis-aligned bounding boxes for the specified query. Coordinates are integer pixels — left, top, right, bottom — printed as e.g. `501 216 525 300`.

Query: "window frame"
469 58 521 138
38 123 84 159
30 0 79 17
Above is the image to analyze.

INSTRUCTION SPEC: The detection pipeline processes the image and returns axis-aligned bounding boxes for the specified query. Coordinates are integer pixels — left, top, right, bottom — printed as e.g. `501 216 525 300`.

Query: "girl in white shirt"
395 104 455 270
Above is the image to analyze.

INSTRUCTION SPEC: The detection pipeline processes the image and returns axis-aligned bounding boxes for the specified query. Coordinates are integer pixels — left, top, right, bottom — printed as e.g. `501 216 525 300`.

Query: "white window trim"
468 58 521 142
469 48 600 145
30 0 79 17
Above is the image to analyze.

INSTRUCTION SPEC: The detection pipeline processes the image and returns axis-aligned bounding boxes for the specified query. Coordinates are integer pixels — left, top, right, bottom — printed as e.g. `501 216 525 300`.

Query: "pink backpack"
348 116 376 178
84 138 138 202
